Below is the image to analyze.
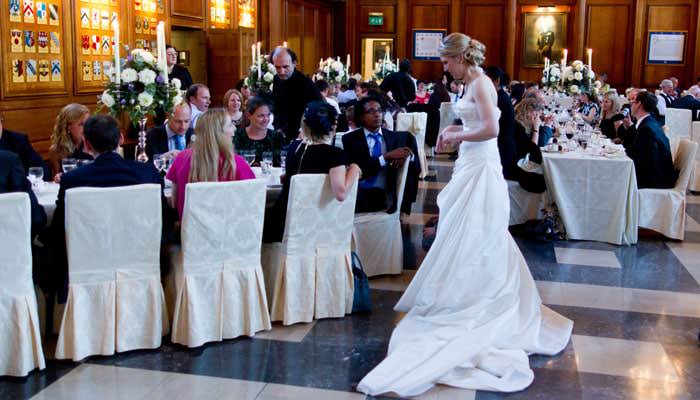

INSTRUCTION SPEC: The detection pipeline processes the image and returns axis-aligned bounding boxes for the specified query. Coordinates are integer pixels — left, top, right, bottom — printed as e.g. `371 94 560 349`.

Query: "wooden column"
504 0 516 78
574 0 587 60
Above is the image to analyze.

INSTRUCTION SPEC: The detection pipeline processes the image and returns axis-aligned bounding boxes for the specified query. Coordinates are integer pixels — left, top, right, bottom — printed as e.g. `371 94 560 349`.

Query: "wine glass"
62 158 77 173
280 150 287 172
261 151 273 175
241 150 256 166
153 154 165 173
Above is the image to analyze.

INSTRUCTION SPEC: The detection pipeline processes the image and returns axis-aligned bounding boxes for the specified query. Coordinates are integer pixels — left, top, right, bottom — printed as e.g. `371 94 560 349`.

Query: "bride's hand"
438 126 463 151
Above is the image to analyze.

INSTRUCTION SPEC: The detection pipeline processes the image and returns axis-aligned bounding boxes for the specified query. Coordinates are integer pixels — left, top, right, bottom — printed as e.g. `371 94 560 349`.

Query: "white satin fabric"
396 112 429 179
56 185 168 361
639 139 698 240
351 161 409 277
0 193 45 376
689 121 700 191
358 76 573 397
262 174 357 325
166 180 271 347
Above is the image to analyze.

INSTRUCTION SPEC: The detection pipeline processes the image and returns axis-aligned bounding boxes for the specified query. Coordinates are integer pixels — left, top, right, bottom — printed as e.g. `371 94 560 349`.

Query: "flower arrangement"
313 57 347 84
245 54 276 93
97 48 181 126
541 62 562 90
372 58 397 82
560 60 596 95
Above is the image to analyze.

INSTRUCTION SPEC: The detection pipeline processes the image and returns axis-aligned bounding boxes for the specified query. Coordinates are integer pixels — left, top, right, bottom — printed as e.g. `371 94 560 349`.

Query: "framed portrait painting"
522 12 568 68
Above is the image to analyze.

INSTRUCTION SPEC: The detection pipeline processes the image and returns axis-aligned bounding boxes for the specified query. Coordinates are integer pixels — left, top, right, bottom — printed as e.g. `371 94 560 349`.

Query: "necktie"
361 133 382 188
175 135 185 151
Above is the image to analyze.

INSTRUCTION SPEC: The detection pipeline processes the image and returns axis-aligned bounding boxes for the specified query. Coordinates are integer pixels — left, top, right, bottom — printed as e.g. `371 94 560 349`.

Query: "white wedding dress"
357 75 573 397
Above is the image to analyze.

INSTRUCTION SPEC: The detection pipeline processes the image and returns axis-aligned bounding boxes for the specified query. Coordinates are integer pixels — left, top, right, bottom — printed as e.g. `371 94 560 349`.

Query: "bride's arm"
441 79 499 144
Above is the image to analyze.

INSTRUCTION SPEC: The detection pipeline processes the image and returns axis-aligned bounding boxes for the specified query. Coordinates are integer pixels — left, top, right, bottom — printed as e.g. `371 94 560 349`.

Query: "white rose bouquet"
313 57 348 84
541 62 562 90
559 60 596 96
97 47 181 126
246 54 276 93
372 58 398 82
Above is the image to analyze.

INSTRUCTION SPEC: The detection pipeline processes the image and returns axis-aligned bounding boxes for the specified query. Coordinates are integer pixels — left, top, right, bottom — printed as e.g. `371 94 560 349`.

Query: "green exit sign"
368 13 384 26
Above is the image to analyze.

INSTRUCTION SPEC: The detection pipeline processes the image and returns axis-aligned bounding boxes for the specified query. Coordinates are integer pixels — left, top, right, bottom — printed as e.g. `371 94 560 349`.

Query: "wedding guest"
271 46 323 141
504 98 546 193
627 91 677 189
486 66 516 176
263 101 361 242
316 79 341 114
425 80 452 148
510 83 525 106
0 149 46 237
186 83 211 128
618 88 642 146
670 85 700 120
598 92 625 139
449 80 464 102
166 45 193 90
234 96 285 166
380 59 416 108
235 78 251 108
223 89 245 126
0 113 50 180
656 79 675 124
342 96 420 213
670 77 681 98
356 81 378 100
145 101 194 160
411 81 430 105
167 108 255 219
337 78 358 105
49 103 93 180
577 92 600 125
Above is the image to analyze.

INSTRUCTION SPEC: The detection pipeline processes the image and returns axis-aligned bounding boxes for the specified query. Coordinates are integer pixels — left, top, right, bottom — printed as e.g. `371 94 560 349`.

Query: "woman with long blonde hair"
49 103 92 179
358 33 572 397
166 108 256 219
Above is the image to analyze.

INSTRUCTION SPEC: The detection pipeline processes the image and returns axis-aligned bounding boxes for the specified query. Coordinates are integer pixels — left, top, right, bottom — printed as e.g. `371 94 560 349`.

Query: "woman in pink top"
167 107 256 219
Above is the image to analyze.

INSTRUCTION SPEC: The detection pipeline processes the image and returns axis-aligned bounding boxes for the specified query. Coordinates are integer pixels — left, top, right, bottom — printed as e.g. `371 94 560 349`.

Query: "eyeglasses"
364 108 382 114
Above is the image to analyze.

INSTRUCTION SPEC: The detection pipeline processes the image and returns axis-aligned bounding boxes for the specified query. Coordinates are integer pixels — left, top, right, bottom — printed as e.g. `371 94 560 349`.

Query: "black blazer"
380 71 417 108
495 88 517 175
342 128 420 213
0 129 50 180
50 152 167 302
626 116 678 189
145 124 194 160
168 64 193 91
272 70 323 142
670 95 700 120
0 149 46 235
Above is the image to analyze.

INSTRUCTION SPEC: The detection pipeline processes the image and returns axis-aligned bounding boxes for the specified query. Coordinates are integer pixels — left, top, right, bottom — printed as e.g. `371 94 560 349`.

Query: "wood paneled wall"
344 0 700 89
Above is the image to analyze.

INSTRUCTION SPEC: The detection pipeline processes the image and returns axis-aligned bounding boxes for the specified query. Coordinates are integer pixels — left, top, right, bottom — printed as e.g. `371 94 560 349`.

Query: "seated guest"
223 88 245 127
186 83 211 128
0 149 46 236
235 78 251 109
167 108 255 219
617 88 642 146
316 79 341 114
0 114 50 180
263 101 361 242
355 81 378 100
342 96 420 213
577 92 600 125
656 79 675 124
49 103 93 180
234 97 285 166
510 83 525 106
410 81 430 105
598 92 625 139
338 78 358 105
145 101 194 160
502 98 546 193
627 91 678 189
670 85 700 120
51 115 168 302
166 45 193 90
670 77 682 99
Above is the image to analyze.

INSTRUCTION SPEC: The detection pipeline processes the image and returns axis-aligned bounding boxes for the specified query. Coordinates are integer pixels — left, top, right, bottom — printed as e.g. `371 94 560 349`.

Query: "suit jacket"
168 64 193 91
272 70 323 142
145 124 194 160
670 95 700 120
342 128 420 213
380 71 416 108
626 116 678 189
0 129 50 180
0 149 46 235
50 151 168 302
495 88 517 176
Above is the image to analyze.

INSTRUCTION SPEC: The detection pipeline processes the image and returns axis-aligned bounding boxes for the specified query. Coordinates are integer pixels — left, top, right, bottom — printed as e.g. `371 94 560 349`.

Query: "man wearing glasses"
166 45 193 90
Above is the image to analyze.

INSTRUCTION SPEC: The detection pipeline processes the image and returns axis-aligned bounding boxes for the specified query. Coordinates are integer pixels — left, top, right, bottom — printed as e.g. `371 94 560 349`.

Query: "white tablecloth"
542 151 638 245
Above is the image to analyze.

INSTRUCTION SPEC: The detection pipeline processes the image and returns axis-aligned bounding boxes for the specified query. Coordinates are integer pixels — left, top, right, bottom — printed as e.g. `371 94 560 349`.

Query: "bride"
357 33 573 397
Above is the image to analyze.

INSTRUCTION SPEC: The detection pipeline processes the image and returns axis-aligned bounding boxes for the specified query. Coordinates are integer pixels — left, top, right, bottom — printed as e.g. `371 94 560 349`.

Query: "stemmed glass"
153 154 166 174
241 150 256 166
261 151 273 175
61 158 77 173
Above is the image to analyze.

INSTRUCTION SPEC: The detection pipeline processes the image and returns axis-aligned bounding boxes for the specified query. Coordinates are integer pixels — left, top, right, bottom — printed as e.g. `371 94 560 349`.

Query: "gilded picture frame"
522 12 568 68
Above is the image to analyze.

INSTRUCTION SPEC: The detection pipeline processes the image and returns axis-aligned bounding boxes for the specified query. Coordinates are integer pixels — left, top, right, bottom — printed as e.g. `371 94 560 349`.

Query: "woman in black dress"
263 101 362 242
598 92 625 139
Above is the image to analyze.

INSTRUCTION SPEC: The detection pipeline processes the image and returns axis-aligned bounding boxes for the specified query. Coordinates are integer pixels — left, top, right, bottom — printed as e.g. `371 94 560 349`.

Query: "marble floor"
3 155 700 400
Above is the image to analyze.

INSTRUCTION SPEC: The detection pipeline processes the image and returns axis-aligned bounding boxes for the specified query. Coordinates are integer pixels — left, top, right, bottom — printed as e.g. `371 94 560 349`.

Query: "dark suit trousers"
505 167 546 194
355 187 387 213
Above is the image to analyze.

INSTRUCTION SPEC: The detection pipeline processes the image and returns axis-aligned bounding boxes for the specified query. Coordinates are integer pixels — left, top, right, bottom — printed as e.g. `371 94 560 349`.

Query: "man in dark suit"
271 46 323 142
146 101 194 160
485 67 517 177
0 115 50 180
0 149 46 236
380 59 416 109
51 114 168 302
670 86 700 120
627 91 678 189
342 96 420 213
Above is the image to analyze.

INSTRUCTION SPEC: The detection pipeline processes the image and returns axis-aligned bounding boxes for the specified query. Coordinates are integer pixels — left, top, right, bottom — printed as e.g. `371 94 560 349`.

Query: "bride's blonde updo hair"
439 33 486 67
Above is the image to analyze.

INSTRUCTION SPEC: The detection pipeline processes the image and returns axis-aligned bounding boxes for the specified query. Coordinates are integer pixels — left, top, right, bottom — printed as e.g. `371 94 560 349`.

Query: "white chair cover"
639 139 698 240
166 180 271 347
438 102 458 153
55 185 168 361
0 193 45 377
666 108 692 160
352 161 410 277
397 112 429 179
688 121 700 191
262 174 358 325
507 180 545 225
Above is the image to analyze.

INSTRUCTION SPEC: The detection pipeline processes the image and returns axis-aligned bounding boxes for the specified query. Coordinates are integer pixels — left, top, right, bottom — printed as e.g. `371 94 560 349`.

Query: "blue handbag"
351 252 372 313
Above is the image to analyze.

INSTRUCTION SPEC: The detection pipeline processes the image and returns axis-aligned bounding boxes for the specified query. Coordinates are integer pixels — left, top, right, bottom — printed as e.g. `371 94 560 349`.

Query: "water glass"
78 159 93 167
62 158 77 173
241 150 256 165
153 154 165 173
261 151 273 174
28 166 44 182
280 150 287 171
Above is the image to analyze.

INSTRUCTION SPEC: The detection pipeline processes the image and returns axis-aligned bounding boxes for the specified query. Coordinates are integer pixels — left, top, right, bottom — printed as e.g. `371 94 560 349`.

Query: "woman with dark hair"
426 80 452 148
263 101 361 242
577 92 600 125
233 96 285 165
